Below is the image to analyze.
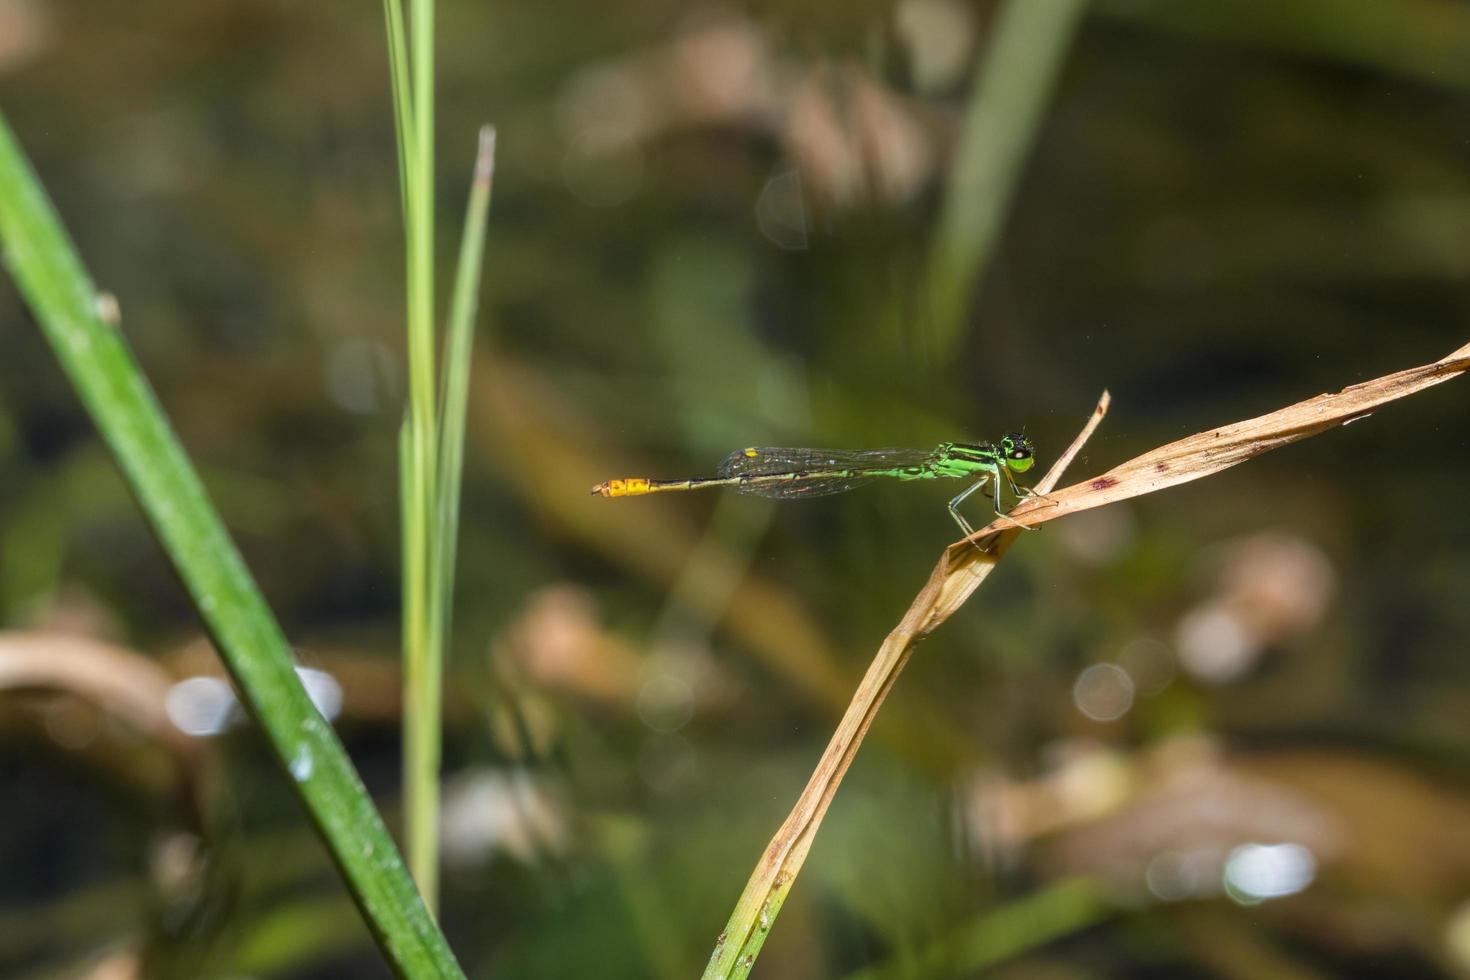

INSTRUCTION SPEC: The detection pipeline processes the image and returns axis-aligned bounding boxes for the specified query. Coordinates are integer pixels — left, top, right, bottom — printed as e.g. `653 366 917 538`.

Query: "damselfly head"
1000 432 1035 473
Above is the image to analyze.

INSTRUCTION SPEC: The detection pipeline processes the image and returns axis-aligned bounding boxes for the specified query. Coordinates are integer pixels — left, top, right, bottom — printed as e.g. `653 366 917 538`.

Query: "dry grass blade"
702 393 1110 980
966 339 1470 542
707 339 1470 978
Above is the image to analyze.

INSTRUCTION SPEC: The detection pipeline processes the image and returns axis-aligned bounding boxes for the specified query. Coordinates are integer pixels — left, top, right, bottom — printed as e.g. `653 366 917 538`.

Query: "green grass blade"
0 111 463 978
403 431 438 915
432 126 495 670
838 878 1109 980
923 0 1088 355
400 0 442 910
382 0 414 213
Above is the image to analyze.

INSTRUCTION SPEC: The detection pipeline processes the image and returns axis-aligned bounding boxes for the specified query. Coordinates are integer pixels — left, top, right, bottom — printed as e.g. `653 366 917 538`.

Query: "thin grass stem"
432 127 496 667
397 0 443 910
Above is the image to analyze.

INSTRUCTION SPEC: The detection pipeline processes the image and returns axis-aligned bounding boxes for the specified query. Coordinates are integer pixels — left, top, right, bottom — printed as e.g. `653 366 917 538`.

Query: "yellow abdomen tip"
592 477 651 498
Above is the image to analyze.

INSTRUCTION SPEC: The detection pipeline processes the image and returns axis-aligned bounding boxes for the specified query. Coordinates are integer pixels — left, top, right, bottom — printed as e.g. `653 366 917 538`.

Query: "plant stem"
434 127 496 668
399 0 442 911
0 108 464 980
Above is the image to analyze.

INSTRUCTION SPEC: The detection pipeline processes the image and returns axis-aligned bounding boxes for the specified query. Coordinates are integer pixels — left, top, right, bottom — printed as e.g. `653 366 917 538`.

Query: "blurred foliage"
2 0 1469 977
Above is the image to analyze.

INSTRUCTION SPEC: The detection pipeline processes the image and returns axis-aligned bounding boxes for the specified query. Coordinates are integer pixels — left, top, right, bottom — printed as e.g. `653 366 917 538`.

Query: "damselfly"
591 434 1040 537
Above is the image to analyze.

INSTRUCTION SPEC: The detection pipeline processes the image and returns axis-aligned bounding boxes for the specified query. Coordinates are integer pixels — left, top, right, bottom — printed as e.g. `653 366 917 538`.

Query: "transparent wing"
731 472 882 499
716 446 934 500
717 446 935 477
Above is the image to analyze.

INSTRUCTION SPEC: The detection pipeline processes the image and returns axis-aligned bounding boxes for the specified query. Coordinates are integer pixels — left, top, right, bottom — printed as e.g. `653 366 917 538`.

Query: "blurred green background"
3 1 1470 977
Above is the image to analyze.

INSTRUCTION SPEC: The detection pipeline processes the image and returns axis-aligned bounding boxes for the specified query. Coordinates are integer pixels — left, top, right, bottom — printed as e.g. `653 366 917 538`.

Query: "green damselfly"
592 434 1041 537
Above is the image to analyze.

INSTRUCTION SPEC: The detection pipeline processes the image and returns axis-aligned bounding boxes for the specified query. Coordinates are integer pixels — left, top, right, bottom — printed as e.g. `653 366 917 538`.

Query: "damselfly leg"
1000 464 1054 510
948 465 1037 544
946 472 990 539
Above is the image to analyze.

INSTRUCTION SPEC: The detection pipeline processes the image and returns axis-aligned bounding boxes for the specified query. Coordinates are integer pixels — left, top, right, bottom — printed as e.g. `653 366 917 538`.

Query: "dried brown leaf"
707 339 1470 977
968 339 1470 541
